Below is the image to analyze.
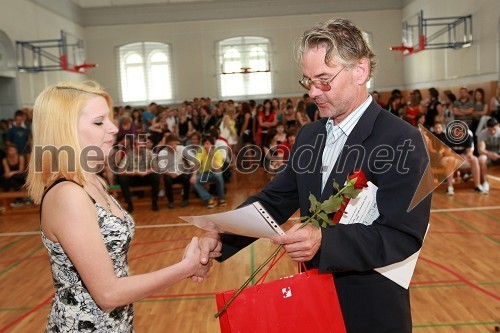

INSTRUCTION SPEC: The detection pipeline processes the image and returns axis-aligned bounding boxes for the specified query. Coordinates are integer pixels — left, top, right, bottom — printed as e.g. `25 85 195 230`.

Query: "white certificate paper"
180 201 285 239
339 181 428 289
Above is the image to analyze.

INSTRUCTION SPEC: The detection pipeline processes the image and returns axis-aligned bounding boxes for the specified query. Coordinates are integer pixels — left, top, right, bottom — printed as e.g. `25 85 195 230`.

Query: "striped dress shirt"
321 95 373 191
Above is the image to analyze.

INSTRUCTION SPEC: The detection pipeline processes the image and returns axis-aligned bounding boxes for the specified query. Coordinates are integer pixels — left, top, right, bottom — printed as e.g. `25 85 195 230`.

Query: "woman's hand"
182 237 212 282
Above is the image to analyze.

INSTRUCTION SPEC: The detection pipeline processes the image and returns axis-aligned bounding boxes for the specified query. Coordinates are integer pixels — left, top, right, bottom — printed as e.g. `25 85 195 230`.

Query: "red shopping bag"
215 266 346 333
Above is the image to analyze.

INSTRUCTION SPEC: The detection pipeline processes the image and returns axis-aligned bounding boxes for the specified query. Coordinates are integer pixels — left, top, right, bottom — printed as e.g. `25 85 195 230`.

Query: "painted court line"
420 257 500 301
1 206 499 238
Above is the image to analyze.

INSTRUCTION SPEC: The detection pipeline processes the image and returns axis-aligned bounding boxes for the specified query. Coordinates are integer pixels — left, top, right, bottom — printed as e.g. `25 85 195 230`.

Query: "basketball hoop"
60 54 97 73
390 45 414 52
390 35 425 56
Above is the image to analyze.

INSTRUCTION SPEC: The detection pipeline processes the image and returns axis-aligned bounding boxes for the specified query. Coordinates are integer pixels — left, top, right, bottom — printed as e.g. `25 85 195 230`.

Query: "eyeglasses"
299 67 345 91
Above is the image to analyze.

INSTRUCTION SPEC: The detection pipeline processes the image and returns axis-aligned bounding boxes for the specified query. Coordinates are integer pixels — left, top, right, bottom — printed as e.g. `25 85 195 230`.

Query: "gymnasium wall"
401 0 499 90
83 10 403 104
0 0 85 108
0 0 498 108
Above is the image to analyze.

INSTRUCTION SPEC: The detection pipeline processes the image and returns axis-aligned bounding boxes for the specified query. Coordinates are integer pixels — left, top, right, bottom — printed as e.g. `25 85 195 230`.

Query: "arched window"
218 37 272 97
118 42 173 103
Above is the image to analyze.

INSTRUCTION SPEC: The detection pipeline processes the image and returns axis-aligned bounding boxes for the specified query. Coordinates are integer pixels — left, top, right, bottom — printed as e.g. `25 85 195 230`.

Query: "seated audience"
158 134 191 208
477 118 499 193
189 135 225 209
442 128 487 195
117 136 160 212
453 87 474 128
6 110 30 156
2 143 27 207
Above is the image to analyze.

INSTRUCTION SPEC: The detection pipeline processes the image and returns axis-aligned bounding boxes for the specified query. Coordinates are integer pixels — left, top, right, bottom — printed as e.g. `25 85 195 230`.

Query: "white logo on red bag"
282 287 292 298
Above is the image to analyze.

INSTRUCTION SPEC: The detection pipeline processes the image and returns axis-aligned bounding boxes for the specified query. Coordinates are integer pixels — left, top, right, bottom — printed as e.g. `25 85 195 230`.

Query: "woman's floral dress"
41 181 135 333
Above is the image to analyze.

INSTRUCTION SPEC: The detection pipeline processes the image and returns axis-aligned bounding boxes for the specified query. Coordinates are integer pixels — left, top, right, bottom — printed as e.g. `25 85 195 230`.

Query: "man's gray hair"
295 18 376 80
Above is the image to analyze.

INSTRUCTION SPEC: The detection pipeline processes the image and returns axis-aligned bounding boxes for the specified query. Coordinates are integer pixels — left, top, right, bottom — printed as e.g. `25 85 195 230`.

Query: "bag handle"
255 249 287 285
298 262 309 277
255 250 312 286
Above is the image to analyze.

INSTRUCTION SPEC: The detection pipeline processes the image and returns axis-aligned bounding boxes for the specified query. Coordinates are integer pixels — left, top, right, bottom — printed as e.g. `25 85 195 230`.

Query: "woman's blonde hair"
27 81 112 204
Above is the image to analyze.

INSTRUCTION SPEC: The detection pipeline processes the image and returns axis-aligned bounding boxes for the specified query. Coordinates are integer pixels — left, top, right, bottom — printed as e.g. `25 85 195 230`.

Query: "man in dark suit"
199 18 431 332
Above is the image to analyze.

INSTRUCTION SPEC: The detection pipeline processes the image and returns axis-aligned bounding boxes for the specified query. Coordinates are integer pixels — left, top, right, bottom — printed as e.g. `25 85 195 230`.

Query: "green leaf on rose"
310 218 320 227
320 196 343 213
332 181 340 191
309 193 319 212
342 187 362 199
300 216 309 221
318 212 330 224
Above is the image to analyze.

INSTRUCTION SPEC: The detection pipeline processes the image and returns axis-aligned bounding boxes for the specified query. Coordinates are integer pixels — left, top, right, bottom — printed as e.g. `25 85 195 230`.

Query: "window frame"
117 41 174 105
217 36 273 98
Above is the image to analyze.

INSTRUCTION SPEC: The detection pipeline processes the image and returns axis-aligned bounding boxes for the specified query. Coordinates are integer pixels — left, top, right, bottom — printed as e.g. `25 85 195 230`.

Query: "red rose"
348 169 368 189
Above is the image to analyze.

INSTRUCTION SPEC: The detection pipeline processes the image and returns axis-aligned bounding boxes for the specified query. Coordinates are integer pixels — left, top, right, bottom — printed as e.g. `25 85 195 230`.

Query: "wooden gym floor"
0 167 499 332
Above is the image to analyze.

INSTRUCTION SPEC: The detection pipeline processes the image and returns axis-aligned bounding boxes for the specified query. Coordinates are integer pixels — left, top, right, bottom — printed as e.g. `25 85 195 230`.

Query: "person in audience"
415 113 426 127
165 107 179 137
6 110 31 156
131 108 146 135
489 86 500 122
295 100 311 127
236 101 253 147
404 91 423 126
117 116 137 147
304 93 319 121
159 134 191 208
453 87 474 128
268 122 287 148
257 99 278 148
425 87 443 129
210 128 232 184
148 113 170 146
177 106 194 145
477 118 499 193
200 105 216 134
219 106 238 162
270 127 297 170
117 135 160 212
443 90 457 125
371 90 385 108
188 130 202 147
471 88 489 134
189 134 226 209
142 102 158 131
284 103 297 129
26 81 210 332
0 119 9 150
190 106 203 133
2 143 25 190
2 143 26 207
235 102 255 170
386 95 404 118
442 127 487 195
272 98 284 125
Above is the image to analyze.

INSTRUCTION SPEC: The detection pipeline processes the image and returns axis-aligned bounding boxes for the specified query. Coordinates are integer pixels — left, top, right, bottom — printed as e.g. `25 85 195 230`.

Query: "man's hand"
271 223 322 262
199 231 222 264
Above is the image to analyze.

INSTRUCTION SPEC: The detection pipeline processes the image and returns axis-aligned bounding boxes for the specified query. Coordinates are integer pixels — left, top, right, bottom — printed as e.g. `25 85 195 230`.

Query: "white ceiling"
70 0 215 7
35 0 416 26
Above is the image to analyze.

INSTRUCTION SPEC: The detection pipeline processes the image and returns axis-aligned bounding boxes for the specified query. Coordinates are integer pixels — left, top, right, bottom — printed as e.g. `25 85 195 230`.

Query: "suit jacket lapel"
319 101 381 201
309 118 328 201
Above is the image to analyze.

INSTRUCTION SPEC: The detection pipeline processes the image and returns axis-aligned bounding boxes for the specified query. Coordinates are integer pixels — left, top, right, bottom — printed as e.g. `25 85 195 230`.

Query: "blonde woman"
27 82 212 332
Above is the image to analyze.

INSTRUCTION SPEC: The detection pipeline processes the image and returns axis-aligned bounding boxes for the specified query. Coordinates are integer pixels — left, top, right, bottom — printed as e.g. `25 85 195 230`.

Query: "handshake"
181 222 323 282
182 232 222 282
